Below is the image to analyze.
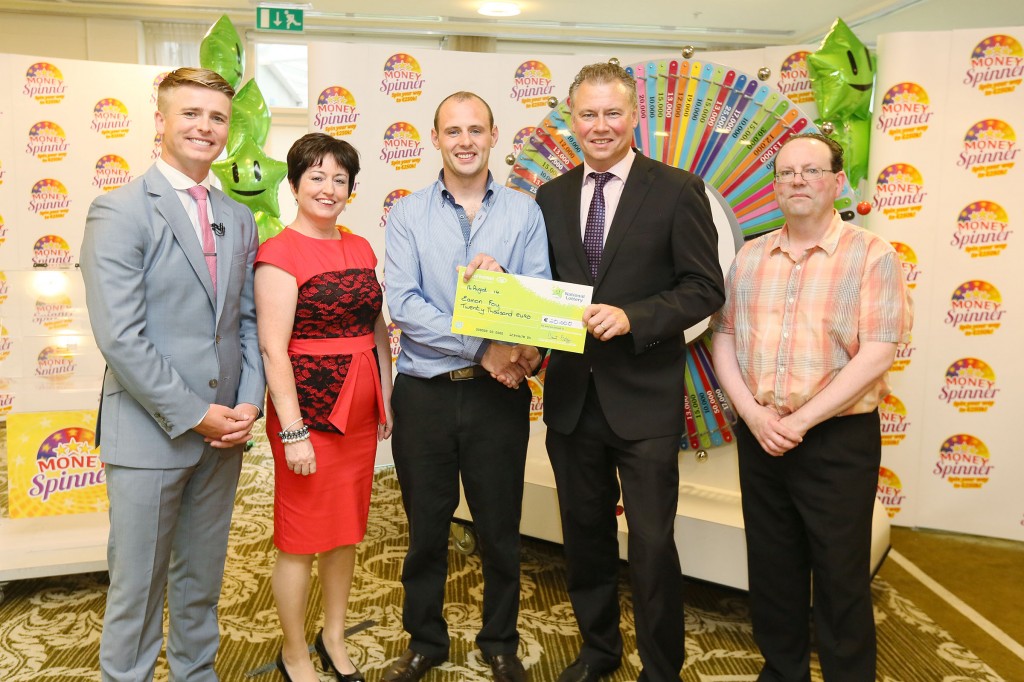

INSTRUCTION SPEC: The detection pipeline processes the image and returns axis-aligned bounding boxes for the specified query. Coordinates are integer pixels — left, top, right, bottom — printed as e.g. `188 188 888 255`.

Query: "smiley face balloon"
200 15 245 91
212 136 288 218
807 18 875 123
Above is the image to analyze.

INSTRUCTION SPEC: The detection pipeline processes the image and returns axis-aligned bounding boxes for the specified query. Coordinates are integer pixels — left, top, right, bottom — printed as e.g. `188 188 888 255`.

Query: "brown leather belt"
433 365 489 381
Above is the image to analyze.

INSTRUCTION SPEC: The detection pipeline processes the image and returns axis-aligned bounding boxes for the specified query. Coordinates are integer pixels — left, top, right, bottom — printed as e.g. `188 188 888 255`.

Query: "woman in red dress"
255 133 393 682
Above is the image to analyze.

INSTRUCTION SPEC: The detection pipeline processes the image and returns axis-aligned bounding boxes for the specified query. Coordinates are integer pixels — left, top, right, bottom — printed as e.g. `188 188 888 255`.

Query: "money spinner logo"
935 434 994 489
0 271 8 304
0 382 13 418
890 241 922 290
777 51 814 104
93 154 133 192
381 53 426 103
91 98 131 139
32 234 73 267
23 62 68 104
964 34 1024 95
26 121 70 163
152 132 163 160
150 71 169 105
510 60 555 109
877 467 906 519
891 333 916 373
0 158 5 185
315 86 359 137
512 126 537 158
32 292 74 330
0 324 12 364
946 280 1006 336
35 345 77 382
387 321 401 364
877 83 933 141
873 163 926 220
939 357 999 412
26 425 105 515
380 122 423 171
879 393 911 447
953 200 1012 258
379 189 411 228
29 179 72 220
0 214 7 248
958 119 1019 178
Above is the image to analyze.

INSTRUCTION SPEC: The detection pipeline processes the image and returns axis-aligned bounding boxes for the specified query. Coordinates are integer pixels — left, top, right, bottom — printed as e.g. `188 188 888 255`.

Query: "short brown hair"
568 62 638 110
433 91 494 132
286 133 361 192
157 67 235 112
779 132 845 173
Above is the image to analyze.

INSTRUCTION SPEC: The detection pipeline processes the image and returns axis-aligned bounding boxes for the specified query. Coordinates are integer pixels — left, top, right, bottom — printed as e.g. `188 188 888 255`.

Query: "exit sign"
256 7 305 32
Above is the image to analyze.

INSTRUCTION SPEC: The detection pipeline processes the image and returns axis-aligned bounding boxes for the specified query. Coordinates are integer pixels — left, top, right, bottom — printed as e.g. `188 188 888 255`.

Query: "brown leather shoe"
381 649 446 682
488 653 527 682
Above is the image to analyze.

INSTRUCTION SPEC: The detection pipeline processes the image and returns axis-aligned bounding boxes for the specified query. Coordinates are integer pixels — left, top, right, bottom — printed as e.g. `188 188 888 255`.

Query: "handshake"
481 343 542 389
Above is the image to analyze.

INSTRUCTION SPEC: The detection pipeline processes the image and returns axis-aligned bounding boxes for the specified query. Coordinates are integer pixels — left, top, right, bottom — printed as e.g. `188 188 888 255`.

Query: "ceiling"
3 0 1023 50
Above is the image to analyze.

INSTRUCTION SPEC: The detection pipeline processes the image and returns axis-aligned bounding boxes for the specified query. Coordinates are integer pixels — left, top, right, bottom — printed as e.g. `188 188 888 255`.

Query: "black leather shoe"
275 650 293 682
315 629 366 681
381 648 447 682
557 659 613 682
488 653 527 682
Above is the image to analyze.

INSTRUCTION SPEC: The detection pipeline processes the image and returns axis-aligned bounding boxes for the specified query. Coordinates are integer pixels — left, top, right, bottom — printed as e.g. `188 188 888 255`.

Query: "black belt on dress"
430 365 489 381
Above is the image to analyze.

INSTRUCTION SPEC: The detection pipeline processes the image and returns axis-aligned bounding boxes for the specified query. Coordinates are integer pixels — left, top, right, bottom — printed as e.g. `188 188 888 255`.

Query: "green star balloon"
254 210 286 244
229 80 271 150
200 15 245 91
212 136 288 218
807 18 875 122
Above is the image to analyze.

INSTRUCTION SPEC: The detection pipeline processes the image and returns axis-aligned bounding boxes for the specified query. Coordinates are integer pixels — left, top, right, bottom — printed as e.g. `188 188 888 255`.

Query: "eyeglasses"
774 168 835 183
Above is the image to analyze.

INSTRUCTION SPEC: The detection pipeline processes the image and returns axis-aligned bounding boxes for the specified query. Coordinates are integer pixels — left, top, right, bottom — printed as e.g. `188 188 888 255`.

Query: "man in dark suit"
81 67 265 682
534 62 725 682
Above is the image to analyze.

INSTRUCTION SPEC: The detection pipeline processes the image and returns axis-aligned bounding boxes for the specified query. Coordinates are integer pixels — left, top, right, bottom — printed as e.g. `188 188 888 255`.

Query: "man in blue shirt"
383 91 550 682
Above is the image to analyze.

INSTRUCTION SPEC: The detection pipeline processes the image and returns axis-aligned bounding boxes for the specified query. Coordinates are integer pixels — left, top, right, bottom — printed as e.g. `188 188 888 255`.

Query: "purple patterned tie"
584 172 613 280
186 185 217 294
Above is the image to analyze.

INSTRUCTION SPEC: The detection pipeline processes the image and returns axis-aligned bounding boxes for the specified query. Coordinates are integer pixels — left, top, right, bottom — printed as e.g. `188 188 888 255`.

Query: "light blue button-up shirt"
385 172 551 379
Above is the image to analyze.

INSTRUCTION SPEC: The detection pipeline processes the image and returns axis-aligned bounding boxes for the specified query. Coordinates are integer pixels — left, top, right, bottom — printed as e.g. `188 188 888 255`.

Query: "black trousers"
391 373 531 659
546 380 685 682
736 411 881 682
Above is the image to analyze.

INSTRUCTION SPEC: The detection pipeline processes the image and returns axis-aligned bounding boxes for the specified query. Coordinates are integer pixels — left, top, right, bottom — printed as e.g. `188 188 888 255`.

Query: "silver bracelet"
279 425 310 444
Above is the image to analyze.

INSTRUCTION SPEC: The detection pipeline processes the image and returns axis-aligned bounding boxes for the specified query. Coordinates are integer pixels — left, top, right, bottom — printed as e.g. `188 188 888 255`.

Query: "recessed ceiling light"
479 2 521 17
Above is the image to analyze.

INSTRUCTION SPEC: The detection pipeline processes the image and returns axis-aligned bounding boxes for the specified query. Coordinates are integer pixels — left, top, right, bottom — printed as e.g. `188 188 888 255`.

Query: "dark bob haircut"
286 132 361 192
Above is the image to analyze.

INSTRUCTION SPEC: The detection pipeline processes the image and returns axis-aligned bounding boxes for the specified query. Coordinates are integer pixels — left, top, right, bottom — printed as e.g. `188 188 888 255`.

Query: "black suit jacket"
535 152 725 441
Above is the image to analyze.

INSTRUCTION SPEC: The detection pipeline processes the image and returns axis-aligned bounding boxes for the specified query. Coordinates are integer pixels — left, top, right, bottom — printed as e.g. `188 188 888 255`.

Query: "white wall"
0 13 141 64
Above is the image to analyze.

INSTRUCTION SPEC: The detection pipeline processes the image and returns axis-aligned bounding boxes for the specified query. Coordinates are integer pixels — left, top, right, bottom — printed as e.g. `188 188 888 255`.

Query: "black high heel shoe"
275 650 293 682
315 629 366 682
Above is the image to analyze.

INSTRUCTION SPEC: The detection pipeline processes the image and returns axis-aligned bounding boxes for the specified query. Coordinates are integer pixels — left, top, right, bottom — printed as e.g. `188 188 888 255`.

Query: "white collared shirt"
578 149 637 245
155 158 217 247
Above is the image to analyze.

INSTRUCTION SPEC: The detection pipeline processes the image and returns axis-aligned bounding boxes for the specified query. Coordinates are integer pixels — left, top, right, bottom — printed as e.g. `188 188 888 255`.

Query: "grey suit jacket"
80 164 265 468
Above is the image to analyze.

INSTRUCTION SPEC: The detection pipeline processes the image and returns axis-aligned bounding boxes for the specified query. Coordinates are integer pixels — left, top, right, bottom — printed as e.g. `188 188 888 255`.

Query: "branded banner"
866 28 1023 541
5 409 106 518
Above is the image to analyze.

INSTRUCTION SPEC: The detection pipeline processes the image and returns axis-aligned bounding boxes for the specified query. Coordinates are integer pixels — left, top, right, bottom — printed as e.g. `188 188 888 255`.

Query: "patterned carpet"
0 438 1006 682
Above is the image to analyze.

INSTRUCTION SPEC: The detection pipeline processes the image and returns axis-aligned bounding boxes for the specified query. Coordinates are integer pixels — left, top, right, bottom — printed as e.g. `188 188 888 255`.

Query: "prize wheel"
506 58 858 450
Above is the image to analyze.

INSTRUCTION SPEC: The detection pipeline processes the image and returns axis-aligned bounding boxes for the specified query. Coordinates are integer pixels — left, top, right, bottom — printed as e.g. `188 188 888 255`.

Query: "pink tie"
186 185 217 294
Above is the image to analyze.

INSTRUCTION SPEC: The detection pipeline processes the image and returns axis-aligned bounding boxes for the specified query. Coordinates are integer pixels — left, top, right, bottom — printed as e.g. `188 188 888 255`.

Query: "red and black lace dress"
256 227 385 554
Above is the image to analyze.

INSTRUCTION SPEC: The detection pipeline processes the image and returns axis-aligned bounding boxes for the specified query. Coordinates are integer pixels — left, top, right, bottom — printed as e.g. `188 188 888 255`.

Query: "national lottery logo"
958 119 1019 178
26 121 70 163
512 127 536 158
315 86 359 137
387 321 401 363
876 83 933 141
23 62 68 104
0 325 12 364
777 51 814 104
30 426 104 505
381 53 426 103
876 467 906 519
380 122 423 171
872 163 926 220
510 60 555 109
93 154 133 192
91 98 132 139
150 71 169 104
35 345 77 382
32 234 73 267
878 393 911 447
379 189 411 228
32 293 74 330
964 34 1024 96
946 280 1006 337
889 241 922 290
953 200 1012 257
892 333 916 373
935 434 993 489
29 177 73 220
939 357 999 412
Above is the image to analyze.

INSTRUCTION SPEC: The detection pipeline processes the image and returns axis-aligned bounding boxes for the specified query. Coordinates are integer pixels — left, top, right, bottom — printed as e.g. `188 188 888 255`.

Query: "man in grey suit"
80 67 265 682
